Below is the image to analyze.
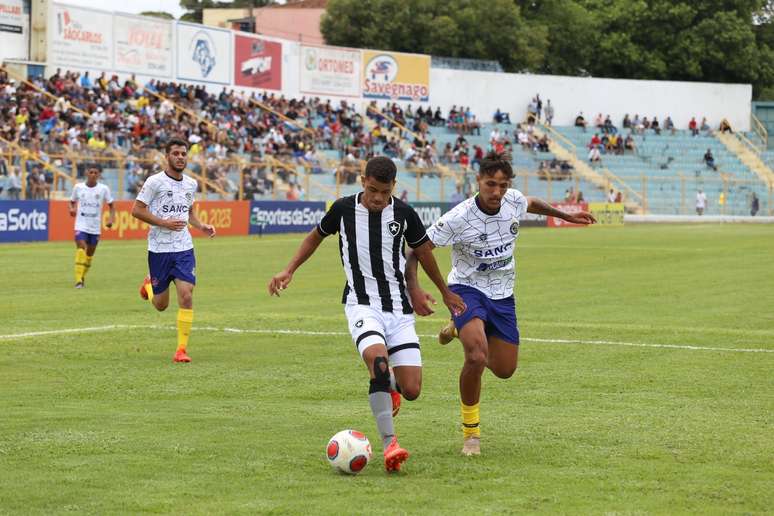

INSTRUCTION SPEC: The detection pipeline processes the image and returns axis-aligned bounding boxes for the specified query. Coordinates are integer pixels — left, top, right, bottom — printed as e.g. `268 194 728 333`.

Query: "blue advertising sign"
249 201 327 235
0 201 50 242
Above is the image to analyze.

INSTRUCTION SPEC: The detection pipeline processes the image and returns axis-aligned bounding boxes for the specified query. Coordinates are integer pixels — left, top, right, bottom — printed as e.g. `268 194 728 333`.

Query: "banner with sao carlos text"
49 3 113 69
0 0 29 61
47 201 250 241
113 13 173 78
362 50 430 102
300 44 361 98
176 22 231 85
234 33 282 90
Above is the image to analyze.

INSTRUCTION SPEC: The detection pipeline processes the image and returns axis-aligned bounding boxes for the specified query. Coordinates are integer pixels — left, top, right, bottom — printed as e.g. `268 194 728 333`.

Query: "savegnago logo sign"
363 53 429 101
56 9 102 44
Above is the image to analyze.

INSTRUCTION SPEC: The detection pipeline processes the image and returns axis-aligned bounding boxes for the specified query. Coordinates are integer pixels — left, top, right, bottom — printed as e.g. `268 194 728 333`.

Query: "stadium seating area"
0 66 770 214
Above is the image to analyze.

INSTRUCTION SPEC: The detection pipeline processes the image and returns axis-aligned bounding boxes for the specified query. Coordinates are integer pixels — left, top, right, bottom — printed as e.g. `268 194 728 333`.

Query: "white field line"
1 324 773 354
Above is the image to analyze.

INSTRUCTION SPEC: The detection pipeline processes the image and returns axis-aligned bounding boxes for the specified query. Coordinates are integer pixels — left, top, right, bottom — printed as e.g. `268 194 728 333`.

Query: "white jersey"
70 182 113 235
427 189 528 299
136 171 198 253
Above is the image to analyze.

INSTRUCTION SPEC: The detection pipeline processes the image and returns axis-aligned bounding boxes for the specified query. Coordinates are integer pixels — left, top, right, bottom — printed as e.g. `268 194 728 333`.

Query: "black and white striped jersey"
317 193 429 314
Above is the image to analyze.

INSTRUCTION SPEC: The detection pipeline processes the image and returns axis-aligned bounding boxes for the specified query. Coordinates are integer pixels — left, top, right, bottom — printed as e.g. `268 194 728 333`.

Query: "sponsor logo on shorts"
355 319 364 328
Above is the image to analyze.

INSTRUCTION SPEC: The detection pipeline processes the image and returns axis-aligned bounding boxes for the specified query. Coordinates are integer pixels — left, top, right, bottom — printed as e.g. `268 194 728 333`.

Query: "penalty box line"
0 324 772 354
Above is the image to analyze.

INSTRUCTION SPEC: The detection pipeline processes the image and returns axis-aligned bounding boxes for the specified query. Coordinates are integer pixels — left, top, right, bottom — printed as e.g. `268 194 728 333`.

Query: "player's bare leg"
458 318 489 455
486 336 518 379
391 365 422 416
363 345 409 472
173 280 194 363
438 319 458 345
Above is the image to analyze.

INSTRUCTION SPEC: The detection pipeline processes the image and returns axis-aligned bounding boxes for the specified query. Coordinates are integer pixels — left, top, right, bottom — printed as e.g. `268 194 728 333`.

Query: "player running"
132 138 216 363
406 152 596 456
268 156 466 473
69 163 115 288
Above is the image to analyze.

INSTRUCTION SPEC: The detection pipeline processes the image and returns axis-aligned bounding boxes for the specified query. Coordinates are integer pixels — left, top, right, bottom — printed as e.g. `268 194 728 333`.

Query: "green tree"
140 11 175 20
321 0 547 72
179 0 273 24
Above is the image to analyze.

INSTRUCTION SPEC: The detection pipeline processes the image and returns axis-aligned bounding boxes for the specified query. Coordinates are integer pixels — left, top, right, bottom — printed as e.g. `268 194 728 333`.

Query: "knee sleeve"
368 356 390 394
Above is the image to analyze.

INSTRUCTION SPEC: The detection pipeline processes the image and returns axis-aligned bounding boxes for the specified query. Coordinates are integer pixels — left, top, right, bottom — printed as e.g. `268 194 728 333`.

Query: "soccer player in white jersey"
69 163 115 288
132 138 216 363
268 156 466 473
407 152 596 456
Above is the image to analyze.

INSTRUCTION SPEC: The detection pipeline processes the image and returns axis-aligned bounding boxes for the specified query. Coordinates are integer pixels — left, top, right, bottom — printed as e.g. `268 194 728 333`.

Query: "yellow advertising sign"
588 203 625 225
362 50 430 101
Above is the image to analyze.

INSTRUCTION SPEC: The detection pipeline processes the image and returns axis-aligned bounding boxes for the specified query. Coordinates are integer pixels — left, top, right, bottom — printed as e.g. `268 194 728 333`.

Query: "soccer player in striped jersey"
69 163 115 288
406 152 596 456
132 138 216 363
268 156 466 473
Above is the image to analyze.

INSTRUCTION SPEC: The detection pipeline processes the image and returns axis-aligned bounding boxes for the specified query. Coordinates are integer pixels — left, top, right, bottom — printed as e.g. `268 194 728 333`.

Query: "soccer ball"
326 429 372 475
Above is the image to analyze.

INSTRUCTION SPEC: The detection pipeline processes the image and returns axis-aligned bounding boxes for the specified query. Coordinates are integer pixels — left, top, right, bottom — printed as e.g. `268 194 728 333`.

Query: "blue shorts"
450 284 519 345
75 231 100 246
148 249 196 295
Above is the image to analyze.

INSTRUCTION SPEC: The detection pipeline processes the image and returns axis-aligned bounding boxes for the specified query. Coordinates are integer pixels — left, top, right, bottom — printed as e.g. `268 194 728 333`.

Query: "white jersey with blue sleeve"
426 189 528 299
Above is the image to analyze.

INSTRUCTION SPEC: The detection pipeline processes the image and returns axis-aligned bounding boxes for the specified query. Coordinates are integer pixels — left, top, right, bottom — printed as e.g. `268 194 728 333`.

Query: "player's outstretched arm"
106 202 116 228
404 245 437 316
131 200 187 231
268 228 325 297
413 241 466 316
526 196 597 225
188 207 216 237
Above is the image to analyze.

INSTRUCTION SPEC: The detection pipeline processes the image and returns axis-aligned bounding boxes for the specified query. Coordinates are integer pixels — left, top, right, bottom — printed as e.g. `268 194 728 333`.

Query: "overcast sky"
58 0 212 20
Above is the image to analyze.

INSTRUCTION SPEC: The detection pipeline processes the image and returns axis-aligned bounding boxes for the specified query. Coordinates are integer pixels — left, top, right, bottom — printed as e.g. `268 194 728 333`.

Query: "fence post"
20 157 26 200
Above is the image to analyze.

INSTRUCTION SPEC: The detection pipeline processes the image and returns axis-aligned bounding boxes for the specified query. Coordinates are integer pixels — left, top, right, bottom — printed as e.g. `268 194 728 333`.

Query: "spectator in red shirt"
689 117 698 137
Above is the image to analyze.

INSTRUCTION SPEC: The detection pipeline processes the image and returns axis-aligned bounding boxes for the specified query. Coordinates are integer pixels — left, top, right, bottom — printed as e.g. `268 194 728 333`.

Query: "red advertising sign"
48 200 250 241
547 202 589 227
234 34 282 90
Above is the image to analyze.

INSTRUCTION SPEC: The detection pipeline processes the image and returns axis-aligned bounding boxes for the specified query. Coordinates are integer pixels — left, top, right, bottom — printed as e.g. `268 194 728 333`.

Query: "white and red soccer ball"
326 429 372 475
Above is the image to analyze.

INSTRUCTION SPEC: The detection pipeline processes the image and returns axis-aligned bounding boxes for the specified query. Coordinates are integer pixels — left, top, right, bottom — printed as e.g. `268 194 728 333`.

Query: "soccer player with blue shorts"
406 152 596 455
132 138 216 363
268 156 466 472
69 163 115 288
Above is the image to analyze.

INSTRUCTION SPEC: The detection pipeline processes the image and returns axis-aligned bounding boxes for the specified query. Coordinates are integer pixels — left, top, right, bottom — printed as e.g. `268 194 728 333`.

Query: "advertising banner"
49 3 113 69
588 202 625 226
176 22 231 84
234 34 281 90
362 50 430 102
300 45 361 97
48 200 250 241
114 13 173 78
0 201 49 243
249 201 326 235
412 201 454 228
520 211 548 227
0 0 29 60
547 202 589 227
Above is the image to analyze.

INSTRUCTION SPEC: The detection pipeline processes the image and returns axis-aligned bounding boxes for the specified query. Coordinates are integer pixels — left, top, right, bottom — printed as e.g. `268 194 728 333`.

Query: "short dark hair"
365 156 397 183
165 137 189 154
479 151 513 179
86 162 102 172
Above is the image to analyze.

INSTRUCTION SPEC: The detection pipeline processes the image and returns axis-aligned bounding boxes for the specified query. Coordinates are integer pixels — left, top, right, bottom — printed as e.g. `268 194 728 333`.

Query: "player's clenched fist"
268 270 293 296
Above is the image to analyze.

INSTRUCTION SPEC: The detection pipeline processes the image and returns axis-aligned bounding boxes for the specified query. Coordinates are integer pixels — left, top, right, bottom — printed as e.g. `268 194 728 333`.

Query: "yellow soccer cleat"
438 320 458 345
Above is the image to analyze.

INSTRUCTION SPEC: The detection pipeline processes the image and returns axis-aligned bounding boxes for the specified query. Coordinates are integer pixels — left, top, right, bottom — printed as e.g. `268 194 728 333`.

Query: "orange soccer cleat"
139 275 152 300
383 436 409 472
173 350 191 363
390 389 401 417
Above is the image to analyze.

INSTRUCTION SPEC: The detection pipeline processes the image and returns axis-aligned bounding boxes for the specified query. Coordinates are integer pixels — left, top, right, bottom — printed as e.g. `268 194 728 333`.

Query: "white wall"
430 68 752 132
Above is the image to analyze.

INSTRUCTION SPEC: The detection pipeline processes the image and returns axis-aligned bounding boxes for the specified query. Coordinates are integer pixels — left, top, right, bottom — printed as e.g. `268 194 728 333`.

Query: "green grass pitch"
0 224 772 514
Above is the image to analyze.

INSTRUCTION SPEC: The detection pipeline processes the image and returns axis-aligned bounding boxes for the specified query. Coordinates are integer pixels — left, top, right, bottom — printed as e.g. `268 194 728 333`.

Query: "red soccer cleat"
383 436 409 472
173 350 191 363
390 389 401 417
139 275 152 300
